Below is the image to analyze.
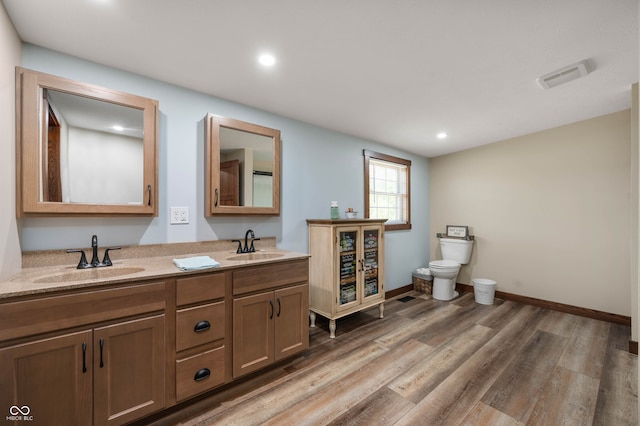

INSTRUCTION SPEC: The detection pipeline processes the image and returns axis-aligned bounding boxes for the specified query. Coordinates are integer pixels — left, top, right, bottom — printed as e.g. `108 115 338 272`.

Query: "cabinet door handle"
194 368 211 382
82 342 87 373
99 338 104 368
276 298 281 317
214 188 219 207
269 300 274 319
147 184 152 206
194 320 211 333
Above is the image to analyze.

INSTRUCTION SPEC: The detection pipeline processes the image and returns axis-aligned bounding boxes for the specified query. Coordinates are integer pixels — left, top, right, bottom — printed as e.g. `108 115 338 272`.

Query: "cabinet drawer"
0 282 165 342
176 273 225 306
233 259 308 295
176 302 225 352
175 346 225 401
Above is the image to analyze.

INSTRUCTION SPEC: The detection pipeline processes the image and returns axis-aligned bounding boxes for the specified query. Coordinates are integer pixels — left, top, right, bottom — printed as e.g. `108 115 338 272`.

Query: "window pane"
373 162 403 222
365 151 411 230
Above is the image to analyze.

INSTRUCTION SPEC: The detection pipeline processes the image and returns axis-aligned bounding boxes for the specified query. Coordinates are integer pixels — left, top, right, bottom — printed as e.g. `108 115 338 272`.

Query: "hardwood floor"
146 291 637 425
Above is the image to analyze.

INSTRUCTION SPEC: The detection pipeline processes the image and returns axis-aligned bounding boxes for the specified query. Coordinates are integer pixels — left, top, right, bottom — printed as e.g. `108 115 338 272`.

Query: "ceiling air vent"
537 61 591 89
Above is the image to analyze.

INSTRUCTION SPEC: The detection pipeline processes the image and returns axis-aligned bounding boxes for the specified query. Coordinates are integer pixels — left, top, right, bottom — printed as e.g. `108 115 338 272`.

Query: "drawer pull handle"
194 320 211 333
194 368 211 382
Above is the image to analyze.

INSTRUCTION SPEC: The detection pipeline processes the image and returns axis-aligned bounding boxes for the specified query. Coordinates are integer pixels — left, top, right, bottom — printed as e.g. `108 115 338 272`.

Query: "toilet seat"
429 260 460 269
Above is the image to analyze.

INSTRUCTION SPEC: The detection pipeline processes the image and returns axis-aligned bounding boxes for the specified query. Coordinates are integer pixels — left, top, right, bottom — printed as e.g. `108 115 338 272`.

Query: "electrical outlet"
170 207 189 224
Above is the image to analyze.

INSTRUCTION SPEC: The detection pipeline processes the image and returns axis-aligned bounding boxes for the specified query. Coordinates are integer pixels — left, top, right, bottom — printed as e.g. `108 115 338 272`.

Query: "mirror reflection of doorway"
220 159 240 206
44 94 62 202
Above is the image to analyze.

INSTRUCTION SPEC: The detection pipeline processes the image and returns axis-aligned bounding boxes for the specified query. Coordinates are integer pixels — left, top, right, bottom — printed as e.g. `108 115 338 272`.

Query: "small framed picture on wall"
446 225 469 238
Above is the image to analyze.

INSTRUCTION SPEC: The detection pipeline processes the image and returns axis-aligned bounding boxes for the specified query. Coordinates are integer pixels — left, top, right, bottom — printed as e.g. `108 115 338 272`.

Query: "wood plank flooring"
145 291 637 425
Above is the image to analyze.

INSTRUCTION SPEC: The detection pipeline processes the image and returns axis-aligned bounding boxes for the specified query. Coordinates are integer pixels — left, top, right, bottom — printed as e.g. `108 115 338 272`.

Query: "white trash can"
472 278 496 305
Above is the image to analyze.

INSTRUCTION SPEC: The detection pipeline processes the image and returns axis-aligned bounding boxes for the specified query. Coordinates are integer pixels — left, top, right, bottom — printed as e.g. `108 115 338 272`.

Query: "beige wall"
430 110 631 316
0 3 22 279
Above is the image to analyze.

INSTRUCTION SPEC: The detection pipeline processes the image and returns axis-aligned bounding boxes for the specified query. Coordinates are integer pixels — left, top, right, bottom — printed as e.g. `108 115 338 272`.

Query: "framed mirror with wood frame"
15 67 159 217
204 114 281 216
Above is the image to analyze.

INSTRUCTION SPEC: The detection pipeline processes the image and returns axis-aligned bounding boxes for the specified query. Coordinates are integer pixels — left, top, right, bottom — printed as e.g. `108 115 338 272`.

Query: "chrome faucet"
232 229 261 254
67 235 121 269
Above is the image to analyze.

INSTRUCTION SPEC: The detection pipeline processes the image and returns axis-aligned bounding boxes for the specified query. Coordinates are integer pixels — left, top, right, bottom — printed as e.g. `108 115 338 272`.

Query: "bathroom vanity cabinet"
0 255 309 425
174 272 229 402
307 219 386 338
232 260 309 378
0 282 167 426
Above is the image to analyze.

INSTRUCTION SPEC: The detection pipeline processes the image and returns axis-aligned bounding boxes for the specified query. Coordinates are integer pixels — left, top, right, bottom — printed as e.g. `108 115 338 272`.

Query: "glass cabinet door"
338 229 358 306
362 228 380 298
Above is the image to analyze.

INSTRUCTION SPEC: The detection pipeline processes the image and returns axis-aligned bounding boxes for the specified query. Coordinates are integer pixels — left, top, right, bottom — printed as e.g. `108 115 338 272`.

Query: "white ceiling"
3 0 638 157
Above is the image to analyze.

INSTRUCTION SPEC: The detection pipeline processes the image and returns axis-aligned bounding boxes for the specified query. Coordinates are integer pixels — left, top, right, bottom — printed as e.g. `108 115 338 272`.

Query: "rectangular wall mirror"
204 114 281 216
16 67 159 216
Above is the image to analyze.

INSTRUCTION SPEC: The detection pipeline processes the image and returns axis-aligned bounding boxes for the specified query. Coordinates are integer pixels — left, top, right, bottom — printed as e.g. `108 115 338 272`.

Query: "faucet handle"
249 238 261 253
232 240 243 254
101 247 121 266
67 249 90 269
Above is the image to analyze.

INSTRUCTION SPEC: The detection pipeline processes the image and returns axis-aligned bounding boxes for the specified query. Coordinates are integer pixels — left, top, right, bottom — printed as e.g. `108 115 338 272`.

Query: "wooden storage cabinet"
0 330 93 425
0 282 166 426
307 219 386 338
94 315 165 425
232 260 309 378
174 273 227 402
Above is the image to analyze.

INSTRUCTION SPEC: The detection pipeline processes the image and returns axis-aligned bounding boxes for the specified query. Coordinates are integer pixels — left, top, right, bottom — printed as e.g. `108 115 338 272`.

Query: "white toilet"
429 238 474 301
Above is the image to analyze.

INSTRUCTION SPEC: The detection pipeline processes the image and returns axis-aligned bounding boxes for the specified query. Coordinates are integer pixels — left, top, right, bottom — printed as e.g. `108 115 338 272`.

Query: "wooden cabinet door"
93 315 165 426
335 226 361 312
233 292 274 378
361 224 384 303
220 159 240 206
0 330 93 425
274 284 309 361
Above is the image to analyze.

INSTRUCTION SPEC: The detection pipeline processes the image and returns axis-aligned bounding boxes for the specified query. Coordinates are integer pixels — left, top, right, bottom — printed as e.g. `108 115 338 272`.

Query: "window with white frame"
364 150 411 231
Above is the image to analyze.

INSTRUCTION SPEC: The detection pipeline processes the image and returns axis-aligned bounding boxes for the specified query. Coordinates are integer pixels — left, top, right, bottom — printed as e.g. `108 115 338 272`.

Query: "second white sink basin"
227 252 285 261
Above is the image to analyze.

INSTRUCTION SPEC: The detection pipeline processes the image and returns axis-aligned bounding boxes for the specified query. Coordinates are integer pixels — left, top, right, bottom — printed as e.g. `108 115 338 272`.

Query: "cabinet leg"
378 303 384 319
309 310 316 328
329 320 336 339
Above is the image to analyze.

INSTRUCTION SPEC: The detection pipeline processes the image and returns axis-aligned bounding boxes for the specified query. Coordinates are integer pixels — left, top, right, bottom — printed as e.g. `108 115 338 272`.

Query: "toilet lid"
429 260 460 268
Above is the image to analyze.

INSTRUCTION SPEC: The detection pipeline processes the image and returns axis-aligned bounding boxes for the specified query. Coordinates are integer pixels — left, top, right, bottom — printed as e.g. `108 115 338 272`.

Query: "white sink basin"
33 267 146 284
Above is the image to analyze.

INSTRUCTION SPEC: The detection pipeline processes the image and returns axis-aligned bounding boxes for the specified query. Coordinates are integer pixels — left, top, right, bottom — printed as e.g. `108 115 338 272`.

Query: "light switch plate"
170 207 189 224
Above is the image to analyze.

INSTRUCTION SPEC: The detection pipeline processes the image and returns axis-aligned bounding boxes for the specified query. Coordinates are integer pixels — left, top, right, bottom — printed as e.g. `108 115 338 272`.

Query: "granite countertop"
1 238 309 300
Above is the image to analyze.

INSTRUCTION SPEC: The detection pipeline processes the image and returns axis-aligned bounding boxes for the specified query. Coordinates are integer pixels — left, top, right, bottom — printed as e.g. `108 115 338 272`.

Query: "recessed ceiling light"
258 54 276 67
437 132 447 139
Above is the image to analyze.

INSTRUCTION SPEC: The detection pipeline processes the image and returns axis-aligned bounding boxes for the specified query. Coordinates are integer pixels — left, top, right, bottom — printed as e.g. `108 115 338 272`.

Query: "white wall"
430 111 631 316
16 44 430 292
66 127 143 204
0 3 22 280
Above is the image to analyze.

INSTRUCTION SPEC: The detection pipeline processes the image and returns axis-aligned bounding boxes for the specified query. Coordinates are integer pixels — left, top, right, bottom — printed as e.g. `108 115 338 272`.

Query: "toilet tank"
439 238 474 264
